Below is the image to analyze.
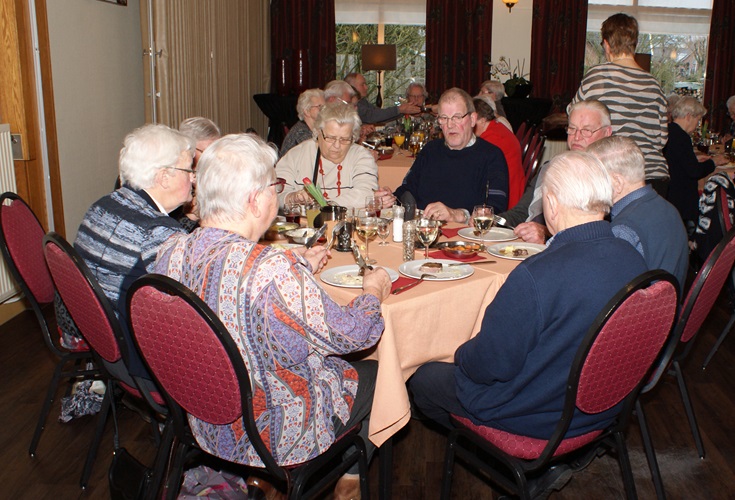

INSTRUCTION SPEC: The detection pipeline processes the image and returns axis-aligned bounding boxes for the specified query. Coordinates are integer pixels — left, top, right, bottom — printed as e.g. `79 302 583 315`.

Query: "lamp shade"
361 44 397 71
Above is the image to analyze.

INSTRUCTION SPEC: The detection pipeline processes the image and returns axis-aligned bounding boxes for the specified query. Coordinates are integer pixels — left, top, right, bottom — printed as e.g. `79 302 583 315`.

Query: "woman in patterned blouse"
155 132 391 499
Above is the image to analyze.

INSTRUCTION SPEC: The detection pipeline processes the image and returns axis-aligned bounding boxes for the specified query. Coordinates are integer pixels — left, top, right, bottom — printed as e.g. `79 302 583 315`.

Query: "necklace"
318 158 342 199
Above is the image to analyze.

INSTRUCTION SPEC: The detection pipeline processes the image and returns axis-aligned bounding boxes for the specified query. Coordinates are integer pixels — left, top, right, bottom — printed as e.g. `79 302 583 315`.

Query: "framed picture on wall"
97 0 127 5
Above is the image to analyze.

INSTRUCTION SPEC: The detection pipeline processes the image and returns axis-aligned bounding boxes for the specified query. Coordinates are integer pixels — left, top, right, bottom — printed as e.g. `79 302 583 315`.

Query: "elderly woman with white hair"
276 101 389 208
74 123 194 378
155 133 390 499
665 96 728 231
280 88 326 157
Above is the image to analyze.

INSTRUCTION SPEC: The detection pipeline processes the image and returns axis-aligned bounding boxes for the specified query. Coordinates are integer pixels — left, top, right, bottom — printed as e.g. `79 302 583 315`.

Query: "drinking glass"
408 133 421 157
356 212 379 264
472 205 495 238
284 203 302 225
365 195 382 217
415 218 440 259
393 132 406 155
377 218 391 246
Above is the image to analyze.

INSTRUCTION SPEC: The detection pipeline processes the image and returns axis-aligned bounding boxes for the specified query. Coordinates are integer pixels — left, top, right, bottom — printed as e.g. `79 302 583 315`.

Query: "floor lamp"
361 44 397 108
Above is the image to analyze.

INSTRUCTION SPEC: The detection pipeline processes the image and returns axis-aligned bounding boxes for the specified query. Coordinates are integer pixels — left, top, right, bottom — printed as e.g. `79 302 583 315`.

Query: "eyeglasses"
565 125 606 138
437 112 470 125
320 130 353 146
170 167 195 174
269 178 286 194
408 94 425 99
309 104 325 112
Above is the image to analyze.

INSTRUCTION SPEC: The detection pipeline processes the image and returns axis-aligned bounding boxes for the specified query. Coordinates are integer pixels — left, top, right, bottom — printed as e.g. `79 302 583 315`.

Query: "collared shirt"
610 185 652 257
446 134 476 150
143 189 167 214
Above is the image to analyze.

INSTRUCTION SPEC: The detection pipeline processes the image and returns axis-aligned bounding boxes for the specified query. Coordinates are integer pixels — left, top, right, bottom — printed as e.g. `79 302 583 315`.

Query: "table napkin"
391 276 416 293
440 226 467 238
428 250 487 262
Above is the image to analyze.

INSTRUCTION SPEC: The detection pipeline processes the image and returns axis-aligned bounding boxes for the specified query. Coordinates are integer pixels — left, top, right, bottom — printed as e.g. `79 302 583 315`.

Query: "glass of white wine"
377 218 391 246
472 205 495 239
415 218 441 259
356 213 379 264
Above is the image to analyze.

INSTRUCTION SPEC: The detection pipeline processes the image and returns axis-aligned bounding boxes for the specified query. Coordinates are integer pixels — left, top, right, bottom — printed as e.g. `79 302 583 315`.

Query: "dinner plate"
269 242 302 251
458 227 517 243
398 259 474 281
487 242 546 261
321 265 399 288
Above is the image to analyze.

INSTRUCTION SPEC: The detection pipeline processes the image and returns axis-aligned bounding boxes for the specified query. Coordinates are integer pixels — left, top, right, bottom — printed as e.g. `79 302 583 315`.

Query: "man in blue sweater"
409 152 647 489
588 136 689 290
394 88 509 222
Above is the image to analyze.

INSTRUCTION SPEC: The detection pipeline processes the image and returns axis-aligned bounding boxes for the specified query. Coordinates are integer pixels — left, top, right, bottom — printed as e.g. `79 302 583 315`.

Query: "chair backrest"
717 185 733 234
43 233 123 364
519 125 536 160
515 121 528 142
536 270 678 465
127 274 285 479
523 134 545 180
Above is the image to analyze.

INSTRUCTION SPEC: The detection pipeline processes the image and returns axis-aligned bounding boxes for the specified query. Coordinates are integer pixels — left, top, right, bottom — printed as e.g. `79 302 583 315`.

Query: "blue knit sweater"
455 220 647 438
394 138 509 213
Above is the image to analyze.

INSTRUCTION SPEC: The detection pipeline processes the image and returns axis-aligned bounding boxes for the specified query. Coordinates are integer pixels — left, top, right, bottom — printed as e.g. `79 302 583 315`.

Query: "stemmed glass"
415 218 441 259
393 130 406 155
472 205 495 239
377 218 391 246
365 195 382 217
355 209 379 264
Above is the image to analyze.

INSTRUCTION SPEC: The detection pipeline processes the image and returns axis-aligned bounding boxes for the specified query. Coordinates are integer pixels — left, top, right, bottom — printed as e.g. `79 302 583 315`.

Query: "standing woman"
570 13 669 197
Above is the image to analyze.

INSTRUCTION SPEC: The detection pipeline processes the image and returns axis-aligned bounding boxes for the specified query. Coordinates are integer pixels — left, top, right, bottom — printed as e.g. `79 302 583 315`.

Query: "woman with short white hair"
280 88 326 156
665 96 728 232
276 101 382 208
156 133 390 499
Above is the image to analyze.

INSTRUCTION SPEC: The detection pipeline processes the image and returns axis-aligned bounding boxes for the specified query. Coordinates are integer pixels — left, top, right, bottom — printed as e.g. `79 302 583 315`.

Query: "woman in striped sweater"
570 13 669 197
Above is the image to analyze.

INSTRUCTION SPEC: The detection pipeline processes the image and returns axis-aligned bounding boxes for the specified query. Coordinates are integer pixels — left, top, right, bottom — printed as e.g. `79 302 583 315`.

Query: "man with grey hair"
589 136 689 289
345 72 420 124
324 79 357 106
75 123 193 378
394 87 509 221
409 151 647 497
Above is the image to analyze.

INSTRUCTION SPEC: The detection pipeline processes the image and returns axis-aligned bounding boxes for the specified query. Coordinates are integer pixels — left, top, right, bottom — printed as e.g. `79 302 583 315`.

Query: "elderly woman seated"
665 96 728 234
280 88 326 157
276 101 395 209
155 133 391 499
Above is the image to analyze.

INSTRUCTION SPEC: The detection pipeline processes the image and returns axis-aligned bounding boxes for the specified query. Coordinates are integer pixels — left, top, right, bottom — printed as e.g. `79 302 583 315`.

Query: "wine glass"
377 218 391 246
365 195 382 217
415 218 441 259
393 131 406 155
408 133 421 157
472 205 495 239
356 213 379 264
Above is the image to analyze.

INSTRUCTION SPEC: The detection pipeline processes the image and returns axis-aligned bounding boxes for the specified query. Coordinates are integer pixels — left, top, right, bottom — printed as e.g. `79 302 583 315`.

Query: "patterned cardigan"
155 227 384 466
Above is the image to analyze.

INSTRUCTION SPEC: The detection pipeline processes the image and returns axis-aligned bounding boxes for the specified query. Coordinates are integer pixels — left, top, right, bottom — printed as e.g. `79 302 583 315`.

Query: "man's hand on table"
374 187 396 209
362 267 391 302
424 202 467 223
514 222 548 244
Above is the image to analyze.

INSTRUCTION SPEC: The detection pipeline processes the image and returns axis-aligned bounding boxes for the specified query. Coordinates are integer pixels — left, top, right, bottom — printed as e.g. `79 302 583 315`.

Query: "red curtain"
425 0 493 101
703 0 735 134
270 0 336 93
529 0 588 113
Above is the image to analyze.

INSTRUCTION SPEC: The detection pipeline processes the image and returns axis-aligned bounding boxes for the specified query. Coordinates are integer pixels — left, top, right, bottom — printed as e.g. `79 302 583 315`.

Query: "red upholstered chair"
523 133 545 182
519 124 536 162
42 232 168 491
0 192 97 457
637 227 735 498
440 270 679 500
515 121 528 142
127 274 370 500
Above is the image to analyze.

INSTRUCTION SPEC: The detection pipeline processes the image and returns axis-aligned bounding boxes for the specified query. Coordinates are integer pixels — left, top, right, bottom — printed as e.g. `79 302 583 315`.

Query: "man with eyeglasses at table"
393 87 509 222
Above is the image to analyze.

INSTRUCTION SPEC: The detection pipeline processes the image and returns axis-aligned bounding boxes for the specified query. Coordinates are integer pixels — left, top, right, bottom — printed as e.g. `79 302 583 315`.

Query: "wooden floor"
2 293 735 499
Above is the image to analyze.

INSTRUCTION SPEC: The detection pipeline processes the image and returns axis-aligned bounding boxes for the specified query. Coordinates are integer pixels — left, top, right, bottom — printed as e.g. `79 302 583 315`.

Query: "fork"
391 274 433 295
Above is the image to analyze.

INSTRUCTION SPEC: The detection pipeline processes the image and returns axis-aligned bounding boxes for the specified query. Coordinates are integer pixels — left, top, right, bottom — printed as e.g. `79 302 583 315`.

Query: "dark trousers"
407 361 471 431
333 360 378 474
647 177 670 199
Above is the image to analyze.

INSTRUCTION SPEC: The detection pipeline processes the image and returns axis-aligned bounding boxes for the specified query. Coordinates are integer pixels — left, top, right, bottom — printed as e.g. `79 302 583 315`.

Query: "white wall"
491 0 533 83
46 0 145 240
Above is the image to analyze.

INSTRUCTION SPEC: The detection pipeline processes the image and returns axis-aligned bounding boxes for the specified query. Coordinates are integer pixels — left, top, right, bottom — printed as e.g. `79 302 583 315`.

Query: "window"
585 0 713 97
335 0 426 105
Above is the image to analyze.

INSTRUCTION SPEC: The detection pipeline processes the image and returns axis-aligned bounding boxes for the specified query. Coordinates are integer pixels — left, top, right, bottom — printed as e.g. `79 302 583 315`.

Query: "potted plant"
503 60 532 98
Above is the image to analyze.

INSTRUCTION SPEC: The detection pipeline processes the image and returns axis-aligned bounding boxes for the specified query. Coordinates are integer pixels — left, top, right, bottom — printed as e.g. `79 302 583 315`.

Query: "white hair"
480 80 505 99
542 151 613 215
296 88 325 121
671 96 706 120
727 95 735 110
324 80 356 102
119 124 194 190
587 136 646 184
314 102 362 141
179 117 221 143
568 100 612 128
196 134 278 223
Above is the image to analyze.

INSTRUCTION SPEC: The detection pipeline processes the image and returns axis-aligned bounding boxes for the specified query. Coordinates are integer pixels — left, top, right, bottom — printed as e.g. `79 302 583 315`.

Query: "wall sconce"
503 0 519 13
361 44 397 108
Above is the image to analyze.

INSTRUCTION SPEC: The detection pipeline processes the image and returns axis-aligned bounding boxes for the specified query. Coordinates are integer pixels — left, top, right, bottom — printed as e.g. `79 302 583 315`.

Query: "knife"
352 243 373 273
445 260 496 267
304 224 328 249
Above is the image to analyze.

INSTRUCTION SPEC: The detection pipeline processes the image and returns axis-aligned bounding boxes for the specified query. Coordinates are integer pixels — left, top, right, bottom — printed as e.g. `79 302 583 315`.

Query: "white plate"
487 243 546 261
458 227 517 243
321 265 399 288
398 259 474 281
269 242 302 251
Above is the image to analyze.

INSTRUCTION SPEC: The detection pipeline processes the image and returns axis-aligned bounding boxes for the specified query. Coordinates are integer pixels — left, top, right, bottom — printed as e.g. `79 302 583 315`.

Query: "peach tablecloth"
318 225 520 446
377 152 413 191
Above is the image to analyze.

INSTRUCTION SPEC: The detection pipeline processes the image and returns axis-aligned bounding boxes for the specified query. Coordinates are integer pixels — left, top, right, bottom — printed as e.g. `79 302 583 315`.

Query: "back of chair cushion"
0 198 55 304
129 284 242 425
44 241 121 363
577 279 677 414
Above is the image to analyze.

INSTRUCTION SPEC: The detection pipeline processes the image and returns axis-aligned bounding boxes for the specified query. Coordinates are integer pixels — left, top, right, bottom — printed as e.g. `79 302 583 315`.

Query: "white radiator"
0 124 20 303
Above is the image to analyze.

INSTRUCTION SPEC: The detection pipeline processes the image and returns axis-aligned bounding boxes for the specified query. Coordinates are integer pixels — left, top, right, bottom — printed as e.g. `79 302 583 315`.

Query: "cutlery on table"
445 260 496 267
352 242 373 276
304 224 328 249
391 273 433 295
326 221 346 251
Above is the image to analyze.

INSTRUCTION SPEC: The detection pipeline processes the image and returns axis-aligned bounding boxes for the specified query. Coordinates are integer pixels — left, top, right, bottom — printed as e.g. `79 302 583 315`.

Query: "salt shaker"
402 220 416 261
392 205 404 243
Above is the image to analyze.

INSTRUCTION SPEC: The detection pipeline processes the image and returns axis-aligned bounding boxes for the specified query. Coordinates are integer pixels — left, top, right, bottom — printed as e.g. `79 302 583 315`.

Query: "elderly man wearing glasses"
276 101 391 209
394 88 509 222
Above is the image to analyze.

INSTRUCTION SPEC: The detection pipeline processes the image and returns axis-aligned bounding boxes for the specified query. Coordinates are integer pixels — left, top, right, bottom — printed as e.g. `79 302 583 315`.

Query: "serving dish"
285 227 316 245
264 221 299 241
435 241 482 259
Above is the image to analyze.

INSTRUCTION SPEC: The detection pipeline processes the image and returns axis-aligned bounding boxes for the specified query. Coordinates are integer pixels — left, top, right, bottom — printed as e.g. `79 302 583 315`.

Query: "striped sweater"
571 63 669 180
